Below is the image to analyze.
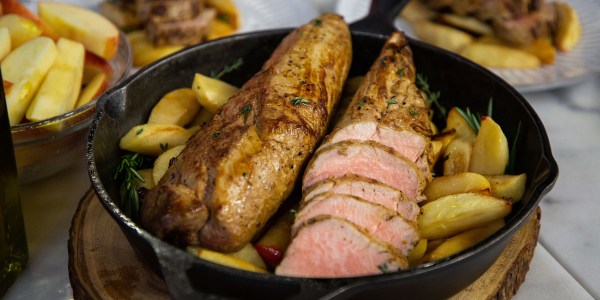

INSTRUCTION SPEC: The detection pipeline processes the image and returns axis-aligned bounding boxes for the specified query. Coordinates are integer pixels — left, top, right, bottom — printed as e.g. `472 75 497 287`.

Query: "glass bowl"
10 33 131 184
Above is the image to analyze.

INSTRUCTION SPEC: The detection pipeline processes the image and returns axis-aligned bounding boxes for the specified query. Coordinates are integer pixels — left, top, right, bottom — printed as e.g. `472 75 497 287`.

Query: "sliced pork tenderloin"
302 140 426 202
303 174 420 221
293 193 419 256
275 216 408 277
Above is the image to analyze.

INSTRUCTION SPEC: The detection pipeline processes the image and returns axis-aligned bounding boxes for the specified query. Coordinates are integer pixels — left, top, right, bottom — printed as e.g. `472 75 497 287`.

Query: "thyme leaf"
378 263 389 274
409 107 420 117
313 19 322 26
397 68 404 77
387 99 398 105
416 73 446 117
135 128 143 135
211 131 221 140
291 97 309 106
211 57 244 79
239 104 252 116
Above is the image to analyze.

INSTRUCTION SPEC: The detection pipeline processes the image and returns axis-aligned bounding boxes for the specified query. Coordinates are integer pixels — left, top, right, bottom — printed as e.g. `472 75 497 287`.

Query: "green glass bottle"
0 70 28 295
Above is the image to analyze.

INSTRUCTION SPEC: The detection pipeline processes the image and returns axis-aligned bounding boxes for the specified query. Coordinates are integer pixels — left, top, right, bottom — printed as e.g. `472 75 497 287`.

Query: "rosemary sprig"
114 153 152 219
416 73 445 117
506 121 522 174
455 98 493 134
211 57 244 79
455 106 482 134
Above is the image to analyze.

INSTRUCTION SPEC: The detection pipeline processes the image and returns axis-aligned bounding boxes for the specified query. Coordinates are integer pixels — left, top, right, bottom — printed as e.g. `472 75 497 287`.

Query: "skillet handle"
151 239 199 300
149 238 226 300
349 0 410 35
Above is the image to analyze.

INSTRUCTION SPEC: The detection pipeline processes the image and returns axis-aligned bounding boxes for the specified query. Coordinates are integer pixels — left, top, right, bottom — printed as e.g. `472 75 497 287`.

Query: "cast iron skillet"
87 0 559 299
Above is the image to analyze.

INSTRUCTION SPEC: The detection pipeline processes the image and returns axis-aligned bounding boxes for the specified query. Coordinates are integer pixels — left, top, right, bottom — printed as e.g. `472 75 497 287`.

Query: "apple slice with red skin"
0 0 59 40
254 210 295 268
83 51 113 84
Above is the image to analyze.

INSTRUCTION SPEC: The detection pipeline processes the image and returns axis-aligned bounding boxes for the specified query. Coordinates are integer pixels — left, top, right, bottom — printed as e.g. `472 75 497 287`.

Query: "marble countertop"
5 2 600 299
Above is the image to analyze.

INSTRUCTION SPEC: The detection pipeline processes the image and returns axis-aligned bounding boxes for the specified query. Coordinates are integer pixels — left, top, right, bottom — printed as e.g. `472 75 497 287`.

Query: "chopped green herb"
217 14 231 24
114 153 152 219
359 99 365 107
211 57 244 79
381 58 387 66
289 208 298 217
409 107 419 117
313 19 322 26
416 73 446 117
160 143 169 152
397 68 404 77
135 128 143 135
239 104 252 116
262 66 270 73
212 131 221 140
387 99 398 105
291 97 309 106
506 121 522 174
378 263 389 274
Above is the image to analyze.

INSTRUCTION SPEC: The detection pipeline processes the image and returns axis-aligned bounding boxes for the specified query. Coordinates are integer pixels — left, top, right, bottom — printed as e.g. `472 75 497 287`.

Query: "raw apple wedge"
26 38 85 122
76 72 108 108
0 0 59 40
1 36 57 125
0 27 10 61
38 2 119 60
0 14 42 49
83 52 112 84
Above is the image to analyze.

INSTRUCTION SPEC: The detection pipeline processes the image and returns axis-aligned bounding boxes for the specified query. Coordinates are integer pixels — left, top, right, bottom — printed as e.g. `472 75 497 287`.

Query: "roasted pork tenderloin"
140 14 352 252
277 32 432 277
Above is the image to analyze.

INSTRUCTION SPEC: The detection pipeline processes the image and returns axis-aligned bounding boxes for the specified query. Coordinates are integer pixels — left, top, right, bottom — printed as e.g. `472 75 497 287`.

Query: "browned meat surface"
276 216 408 277
294 193 419 256
279 32 431 277
146 8 216 46
492 2 558 46
140 14 352 252
419 0 559 46
302 140 426 202
303 174 420 221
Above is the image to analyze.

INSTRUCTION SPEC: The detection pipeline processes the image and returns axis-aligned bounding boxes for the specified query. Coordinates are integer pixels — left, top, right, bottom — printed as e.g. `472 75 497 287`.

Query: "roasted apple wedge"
418 192 512 240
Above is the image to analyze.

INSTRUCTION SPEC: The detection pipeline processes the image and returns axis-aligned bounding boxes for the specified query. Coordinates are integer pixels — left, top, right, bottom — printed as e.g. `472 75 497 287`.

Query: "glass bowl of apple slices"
2 1 132 183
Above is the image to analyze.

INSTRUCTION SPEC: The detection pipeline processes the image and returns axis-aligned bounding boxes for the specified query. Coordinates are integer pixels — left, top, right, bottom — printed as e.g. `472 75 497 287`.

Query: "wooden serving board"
68 189 541 300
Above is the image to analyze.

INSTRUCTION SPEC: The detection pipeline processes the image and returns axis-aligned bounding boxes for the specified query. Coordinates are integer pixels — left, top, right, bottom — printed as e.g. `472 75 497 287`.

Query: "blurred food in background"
99 0 240 67
401 0 581 69
0 0 119 125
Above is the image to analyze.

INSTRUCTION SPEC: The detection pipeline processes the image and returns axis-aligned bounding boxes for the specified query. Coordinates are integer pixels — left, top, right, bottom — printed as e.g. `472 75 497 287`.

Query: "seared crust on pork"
140 14 352 252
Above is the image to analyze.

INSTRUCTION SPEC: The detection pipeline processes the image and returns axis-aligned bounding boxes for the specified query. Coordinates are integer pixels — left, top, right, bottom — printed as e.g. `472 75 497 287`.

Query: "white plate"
235 0 320 32
337 0 600 93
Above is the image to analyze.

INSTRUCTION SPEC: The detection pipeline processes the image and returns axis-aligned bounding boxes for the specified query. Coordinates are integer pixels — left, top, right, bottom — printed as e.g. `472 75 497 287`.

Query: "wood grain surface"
68 189 541 299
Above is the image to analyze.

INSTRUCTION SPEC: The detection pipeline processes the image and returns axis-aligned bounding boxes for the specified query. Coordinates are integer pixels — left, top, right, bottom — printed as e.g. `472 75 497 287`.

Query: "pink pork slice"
293 193 419 256
322 121 426 164
275 216 408 277
302 140 426 201
302 174 420 222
